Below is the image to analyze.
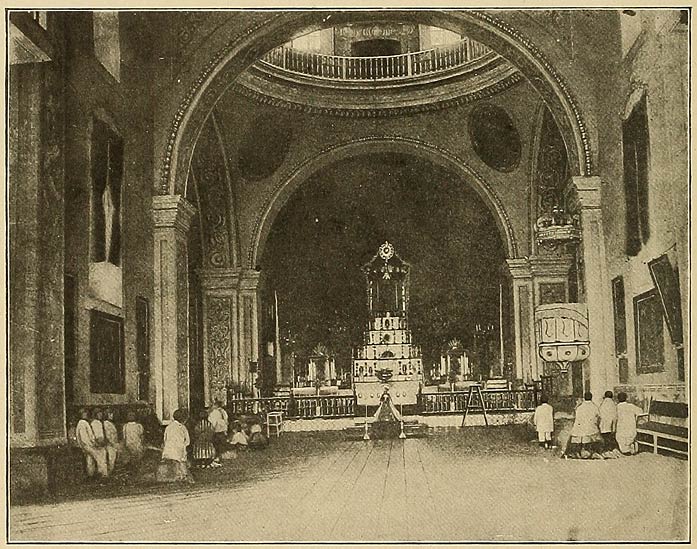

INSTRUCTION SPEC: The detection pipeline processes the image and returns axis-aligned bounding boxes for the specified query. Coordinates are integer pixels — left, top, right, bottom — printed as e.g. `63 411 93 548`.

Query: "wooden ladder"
461 385 489 427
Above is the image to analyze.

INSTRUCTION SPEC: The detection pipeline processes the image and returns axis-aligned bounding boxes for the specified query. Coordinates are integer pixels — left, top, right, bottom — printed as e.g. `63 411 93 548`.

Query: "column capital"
528 254 575 277
505 258 532 279
239 269 261 291
153 195 197 235
567 176 602 211
198 267 241 291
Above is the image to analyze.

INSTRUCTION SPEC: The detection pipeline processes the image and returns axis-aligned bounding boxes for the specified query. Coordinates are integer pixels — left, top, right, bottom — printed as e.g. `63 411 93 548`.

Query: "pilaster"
505 258 534 382
152 195 196 421
568 176 613 399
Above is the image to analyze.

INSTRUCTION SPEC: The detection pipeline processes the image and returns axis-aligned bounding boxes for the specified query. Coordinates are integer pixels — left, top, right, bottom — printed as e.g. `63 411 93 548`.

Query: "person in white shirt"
122 412 145 465
599 391 618 451
565 392 601 458
90 408 111 476
207 399 229 464
76 409 108 479
103 408 119 474
615 392 645 455
533 395 554 449
157 409 193 483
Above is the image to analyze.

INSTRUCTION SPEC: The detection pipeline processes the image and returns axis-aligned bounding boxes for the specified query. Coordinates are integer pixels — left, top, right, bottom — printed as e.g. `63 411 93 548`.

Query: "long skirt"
156 459 193 483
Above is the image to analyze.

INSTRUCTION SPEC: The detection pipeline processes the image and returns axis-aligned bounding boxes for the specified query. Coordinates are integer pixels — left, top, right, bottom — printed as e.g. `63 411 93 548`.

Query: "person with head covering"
157 409 193 483
229 421 249 449
122 411 145 466
103 408 119 474
533 395 554 449
599 390 618 452
615 392 645 455
207 399 229 465
566 392 601 458
248 413 269 449
75 408 108 479
192 410 217 468
90 408 111 476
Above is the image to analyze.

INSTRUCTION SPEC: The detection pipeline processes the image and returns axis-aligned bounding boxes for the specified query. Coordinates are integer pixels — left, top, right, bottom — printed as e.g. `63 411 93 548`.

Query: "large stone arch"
249 136 519 270
158 10 598 197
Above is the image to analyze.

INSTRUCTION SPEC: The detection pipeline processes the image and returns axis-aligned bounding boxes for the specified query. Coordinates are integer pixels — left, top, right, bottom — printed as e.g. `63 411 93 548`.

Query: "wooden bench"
636 400 688 459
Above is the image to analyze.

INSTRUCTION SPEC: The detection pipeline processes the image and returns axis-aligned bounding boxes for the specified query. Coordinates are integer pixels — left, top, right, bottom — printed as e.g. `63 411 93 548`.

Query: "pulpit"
535 303 589 373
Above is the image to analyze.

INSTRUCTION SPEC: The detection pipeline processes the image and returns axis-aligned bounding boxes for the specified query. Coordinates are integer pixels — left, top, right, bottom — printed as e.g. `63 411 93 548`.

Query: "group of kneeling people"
533 391 645 459
73 407 151 480
72 400 269 484
158 401 269 483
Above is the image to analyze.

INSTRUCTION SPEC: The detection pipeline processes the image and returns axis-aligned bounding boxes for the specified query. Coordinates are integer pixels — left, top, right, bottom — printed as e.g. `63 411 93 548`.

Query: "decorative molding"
248 136 519 268
233 71 523 118
198 267 241 291
568 175 601 212
505 258 532 279
153 195 197 236
158 10 595 196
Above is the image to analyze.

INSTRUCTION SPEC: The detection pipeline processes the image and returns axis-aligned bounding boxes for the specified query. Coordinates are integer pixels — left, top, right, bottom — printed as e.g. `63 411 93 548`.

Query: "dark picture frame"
648 254 683 345
89 309 125 394
633 289 665 374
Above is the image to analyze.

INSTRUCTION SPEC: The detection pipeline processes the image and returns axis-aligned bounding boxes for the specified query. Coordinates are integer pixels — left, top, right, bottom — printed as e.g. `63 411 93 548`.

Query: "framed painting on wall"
90 309 125 394
633 289 665 374
648 254 683 345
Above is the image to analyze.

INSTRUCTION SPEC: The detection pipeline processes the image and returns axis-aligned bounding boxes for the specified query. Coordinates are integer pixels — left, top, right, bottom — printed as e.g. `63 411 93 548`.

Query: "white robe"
599 398 618 433
533 403 554 434
570 401 600 438
162 420 190 462
76 419 108 477
123 421 144 457
208 407 228 434
616 401 644 452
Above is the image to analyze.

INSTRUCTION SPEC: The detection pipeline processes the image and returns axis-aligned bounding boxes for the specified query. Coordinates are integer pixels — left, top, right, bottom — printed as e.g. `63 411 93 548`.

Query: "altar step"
344 420 428 440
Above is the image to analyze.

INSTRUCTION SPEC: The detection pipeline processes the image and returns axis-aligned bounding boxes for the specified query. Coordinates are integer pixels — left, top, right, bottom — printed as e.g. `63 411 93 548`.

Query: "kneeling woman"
157 409 194 483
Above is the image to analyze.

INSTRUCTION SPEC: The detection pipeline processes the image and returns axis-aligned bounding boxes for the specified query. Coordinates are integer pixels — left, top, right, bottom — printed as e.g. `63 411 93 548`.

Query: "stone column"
505 258 535 383
199 268 239 405
153 195 196 421
568 176 613 399
239 270 261 393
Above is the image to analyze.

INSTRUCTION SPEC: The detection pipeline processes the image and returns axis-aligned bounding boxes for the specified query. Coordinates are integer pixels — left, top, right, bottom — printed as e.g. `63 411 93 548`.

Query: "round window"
468 103 522 173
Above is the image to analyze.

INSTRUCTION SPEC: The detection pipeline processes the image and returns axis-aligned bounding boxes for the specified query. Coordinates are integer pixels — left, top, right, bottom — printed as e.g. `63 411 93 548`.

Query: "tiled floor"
9 427 688 542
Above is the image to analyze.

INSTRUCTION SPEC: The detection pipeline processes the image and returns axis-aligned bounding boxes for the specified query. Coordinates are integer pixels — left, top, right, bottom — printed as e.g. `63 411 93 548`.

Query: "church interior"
8 9 689 510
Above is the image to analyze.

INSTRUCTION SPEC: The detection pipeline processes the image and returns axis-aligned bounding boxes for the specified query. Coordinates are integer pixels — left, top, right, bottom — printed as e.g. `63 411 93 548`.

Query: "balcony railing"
259 39 493 82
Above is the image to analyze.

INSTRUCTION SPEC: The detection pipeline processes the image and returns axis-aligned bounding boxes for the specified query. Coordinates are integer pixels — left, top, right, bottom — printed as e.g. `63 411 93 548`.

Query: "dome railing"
259 38 493 82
